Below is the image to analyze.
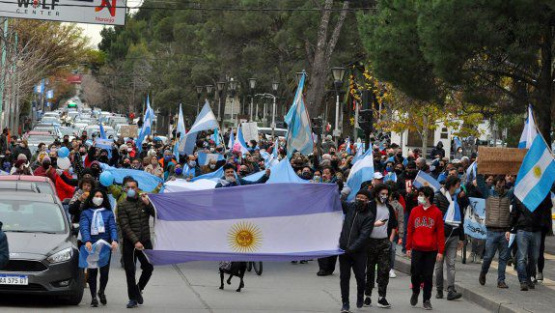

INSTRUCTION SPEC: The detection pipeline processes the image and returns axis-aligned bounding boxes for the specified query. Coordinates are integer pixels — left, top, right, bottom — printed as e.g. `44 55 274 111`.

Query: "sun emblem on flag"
533 166 542 178
228 221 262 253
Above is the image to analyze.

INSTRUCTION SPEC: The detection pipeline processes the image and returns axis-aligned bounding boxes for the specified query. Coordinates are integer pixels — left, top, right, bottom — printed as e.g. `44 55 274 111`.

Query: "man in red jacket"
406 186 445 310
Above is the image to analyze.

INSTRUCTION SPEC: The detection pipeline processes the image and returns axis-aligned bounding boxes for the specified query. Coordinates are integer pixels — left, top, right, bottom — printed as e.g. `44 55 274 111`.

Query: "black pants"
88 261 111 298
317 255 337 274
339 252 366 304
365 238 391 298
538 229 547 274
411 250 437 302
123 239 154 301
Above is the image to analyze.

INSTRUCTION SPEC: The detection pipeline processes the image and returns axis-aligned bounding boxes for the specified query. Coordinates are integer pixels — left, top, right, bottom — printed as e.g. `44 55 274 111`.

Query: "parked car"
0 176 57 198
25 132 57 154
258 127 287 140
0 192 84 305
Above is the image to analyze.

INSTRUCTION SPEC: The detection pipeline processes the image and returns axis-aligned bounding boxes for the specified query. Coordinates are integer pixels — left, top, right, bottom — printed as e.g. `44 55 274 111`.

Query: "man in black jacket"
339 189 375 313
433 176 465 301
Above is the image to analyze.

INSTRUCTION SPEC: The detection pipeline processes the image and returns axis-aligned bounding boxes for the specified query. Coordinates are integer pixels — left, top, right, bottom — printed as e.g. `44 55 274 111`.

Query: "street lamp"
229 78 237 127
195 85 204 115
248 78 256 122
331 66 346 145
216 81 226 122
271 81 280 138
205 84 214 109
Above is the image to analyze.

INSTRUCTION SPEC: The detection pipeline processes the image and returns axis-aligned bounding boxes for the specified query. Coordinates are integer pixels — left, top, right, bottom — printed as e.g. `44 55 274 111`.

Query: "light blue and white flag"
285 71 313 158
463 197 486 240
212 128 220 146
346 148 374 201
146 183 343 264
197 152 225 166
383 172 397 183
99 121 107 140
236 124 249 154
514 135 555 212
245 159 308 184
174 103 187 162
454 136 462 150
351 145 364 165
518 105 538 149
227 129 235 150
79 240 112 269
100 164 163 192
46 89 54 99
413 171 441 192
466 161 477 183
136 95 155 153
180 101 219 155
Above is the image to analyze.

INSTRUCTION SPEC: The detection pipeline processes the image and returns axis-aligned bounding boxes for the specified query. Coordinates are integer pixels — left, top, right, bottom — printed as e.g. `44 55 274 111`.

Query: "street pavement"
0 256 487 312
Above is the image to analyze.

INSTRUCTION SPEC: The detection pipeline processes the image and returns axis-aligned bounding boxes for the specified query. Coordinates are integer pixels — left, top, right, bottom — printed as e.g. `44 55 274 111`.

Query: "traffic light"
358 109 373 133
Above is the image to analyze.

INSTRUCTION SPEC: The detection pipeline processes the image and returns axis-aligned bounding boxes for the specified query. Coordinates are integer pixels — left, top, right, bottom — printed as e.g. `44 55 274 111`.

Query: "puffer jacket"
79 208 118 244
338 202 375 253
0 222 9 269
117 197 155 244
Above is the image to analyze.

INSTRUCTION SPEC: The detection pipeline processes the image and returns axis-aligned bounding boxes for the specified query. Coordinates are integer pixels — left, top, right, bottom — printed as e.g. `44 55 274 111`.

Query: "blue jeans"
515 230 541 283
480 230 510 283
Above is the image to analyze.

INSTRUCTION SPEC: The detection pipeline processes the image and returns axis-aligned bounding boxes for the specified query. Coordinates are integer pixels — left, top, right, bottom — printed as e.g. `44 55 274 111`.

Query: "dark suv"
0 192 83 305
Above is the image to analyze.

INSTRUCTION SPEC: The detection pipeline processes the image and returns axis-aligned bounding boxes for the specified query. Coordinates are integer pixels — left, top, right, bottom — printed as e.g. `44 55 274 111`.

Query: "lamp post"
229 78 237 127
249 78 256 122
216 81 226 122
195 85 203 115
271 81 280 138
331 66 346 146
205 84 214 110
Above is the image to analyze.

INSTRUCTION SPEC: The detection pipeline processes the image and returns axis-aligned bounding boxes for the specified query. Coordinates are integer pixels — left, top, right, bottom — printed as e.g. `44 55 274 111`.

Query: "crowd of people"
0 124 552 311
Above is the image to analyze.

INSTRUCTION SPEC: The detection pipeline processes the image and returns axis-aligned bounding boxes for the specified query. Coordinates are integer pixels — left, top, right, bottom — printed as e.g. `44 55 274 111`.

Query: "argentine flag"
514 135 555 212
180 101 219 155
197 152 225 166
79 240 112 269
413 171 441 192
174 103 187 162
518 105 538 149
285 71 313 158
346 148 374 201
235 125 249 155
136 95 155 153
227 129 235 150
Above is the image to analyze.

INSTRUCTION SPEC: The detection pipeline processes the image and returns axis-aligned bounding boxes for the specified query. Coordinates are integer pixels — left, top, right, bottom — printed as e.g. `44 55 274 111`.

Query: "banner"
241 122 259 143
463 197 487 240
146 183 343 264
477 147 527 175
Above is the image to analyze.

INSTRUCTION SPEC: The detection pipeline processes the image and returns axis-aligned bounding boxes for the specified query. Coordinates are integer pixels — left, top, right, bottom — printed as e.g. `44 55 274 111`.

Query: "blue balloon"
99 171 114 187
58 147 70 158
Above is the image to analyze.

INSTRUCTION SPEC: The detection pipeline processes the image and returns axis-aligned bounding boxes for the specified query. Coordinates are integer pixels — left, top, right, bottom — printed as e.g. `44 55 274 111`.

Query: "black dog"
219 262 247 292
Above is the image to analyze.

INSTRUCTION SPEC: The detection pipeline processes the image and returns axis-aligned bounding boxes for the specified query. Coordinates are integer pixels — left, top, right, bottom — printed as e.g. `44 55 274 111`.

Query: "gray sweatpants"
434 234 458 291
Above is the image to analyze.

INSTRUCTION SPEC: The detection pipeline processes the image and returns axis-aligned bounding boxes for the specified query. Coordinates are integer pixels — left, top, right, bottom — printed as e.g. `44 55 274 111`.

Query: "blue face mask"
386 166 392 172
127 189 136 198
454 187 461 195
164 156 171 162
175 168 183 175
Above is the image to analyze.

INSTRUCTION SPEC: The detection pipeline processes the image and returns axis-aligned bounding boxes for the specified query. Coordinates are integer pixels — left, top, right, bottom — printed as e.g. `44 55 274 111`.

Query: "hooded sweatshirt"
406 204 445 254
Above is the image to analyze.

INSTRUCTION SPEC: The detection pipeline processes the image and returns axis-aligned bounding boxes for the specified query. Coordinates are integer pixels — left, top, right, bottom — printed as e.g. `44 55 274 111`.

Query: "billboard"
1 0 126 25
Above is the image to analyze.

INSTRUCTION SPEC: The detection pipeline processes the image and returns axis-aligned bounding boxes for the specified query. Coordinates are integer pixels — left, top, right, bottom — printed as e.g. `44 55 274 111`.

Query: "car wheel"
66 270 85 305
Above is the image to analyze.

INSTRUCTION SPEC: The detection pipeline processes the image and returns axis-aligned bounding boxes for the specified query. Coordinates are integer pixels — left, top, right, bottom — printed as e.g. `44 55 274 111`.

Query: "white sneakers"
389 269 397 278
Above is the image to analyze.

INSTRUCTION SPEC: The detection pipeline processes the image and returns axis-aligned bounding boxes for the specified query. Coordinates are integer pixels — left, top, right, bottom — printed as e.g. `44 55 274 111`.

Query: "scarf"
441 187 461 227
91 208 106 236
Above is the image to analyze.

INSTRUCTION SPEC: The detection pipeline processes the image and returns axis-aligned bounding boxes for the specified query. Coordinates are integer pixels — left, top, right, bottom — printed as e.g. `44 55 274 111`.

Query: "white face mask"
209 164 216 169
92 197 104 207
417 196 426 205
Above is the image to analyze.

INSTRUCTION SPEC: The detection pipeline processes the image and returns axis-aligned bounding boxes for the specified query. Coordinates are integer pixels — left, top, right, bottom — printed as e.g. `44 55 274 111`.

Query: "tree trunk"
305 0 350 119
421 114 429 159
534 22 553 145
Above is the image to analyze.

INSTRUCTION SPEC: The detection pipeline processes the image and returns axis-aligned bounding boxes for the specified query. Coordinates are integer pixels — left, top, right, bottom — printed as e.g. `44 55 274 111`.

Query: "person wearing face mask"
117 178 156 308
433 176 465 301
69 177 97 223
300 167 313 180
200 159 219 175
144 155 164 179
14 139 32 162
33 156 57 182
406 187 445 310
215 163 270 188
338 189 376 313
363 184 398 309
80 189 118 307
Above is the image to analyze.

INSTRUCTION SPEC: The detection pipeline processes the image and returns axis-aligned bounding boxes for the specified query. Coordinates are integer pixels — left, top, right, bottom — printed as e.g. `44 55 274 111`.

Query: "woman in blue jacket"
80 189 118 307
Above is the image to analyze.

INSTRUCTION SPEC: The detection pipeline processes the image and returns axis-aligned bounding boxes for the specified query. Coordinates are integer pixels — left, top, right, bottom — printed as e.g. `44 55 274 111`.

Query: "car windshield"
0 181 55 195
0 201 66 233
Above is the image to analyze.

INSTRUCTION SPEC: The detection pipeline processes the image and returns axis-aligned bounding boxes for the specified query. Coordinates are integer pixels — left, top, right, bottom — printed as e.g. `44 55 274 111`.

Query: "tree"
81 74 106 108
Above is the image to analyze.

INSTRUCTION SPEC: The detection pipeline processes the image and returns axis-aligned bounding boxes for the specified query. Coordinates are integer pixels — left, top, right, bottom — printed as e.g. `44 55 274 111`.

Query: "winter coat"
79 208 118 244
117 197 155 244
338 202 375 253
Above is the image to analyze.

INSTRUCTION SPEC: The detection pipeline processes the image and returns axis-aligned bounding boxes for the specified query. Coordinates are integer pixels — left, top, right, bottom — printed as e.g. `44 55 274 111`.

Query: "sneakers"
340 303 350 313
423 300 433 310
447 289 462 301
528 281 535 290
377 297 391 308
91 298 99 307
479 272 486 286
537 273 544 282
389 269 397 278
364 296 371 306
356 294 364 309
127 300 139 308
410 291 419 307
98 291 107 305
435 289 443 299
520 283 529 291
497 281 508 289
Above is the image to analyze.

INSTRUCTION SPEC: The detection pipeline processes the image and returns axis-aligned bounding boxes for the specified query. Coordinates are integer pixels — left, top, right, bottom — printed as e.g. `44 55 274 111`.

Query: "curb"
394 255 523 313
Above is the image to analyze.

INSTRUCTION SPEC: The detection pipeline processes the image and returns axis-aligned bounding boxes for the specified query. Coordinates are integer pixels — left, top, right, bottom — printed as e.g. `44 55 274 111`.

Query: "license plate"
0 275 28 285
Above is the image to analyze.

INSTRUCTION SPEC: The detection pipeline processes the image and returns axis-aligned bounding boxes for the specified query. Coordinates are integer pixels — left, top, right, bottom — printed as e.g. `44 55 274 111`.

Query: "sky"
79 0 143 49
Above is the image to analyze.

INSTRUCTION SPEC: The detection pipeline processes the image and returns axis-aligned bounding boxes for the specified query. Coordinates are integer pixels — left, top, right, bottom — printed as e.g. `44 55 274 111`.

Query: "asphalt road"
0 257 488 312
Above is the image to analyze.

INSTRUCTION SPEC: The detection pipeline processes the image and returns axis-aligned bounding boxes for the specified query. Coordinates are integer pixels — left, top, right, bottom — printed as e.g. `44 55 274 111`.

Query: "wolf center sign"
1 0 126 25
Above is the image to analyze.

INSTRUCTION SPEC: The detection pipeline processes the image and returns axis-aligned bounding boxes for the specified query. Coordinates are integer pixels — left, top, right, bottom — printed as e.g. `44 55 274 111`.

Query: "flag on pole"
136 95 155 153
518 105 538 149
99 120 107 139
174 104 187 162
413 171 441 192
213 128 220 146
180 101 219 155
236 124 249 155
346 148 374 201
514 135 555 212
227 129 235 150
285 71 313 158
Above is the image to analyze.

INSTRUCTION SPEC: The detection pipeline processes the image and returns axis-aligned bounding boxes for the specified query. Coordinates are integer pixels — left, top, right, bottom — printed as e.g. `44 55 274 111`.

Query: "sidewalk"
393 249 555 313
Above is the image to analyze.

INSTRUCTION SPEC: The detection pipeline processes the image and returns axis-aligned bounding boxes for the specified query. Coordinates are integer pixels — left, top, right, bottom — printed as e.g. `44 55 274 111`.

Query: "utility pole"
0 18 8 130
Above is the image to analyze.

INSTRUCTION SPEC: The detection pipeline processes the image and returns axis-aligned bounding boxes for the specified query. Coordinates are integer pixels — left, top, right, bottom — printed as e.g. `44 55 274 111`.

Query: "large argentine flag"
413 171 441 192
285 71 313 158
346 148 374 201
136 95 155 153
518 105 538 149
514 135 555 212
180 101 219 155
146 183 343 264
174 103 187 162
